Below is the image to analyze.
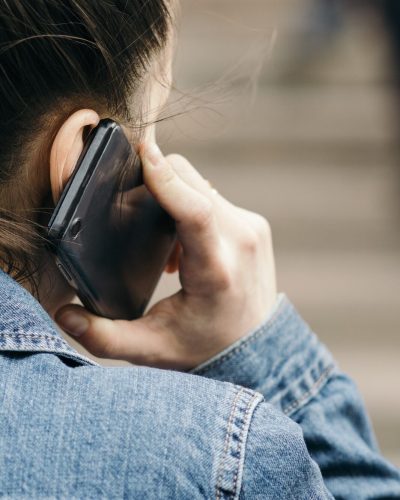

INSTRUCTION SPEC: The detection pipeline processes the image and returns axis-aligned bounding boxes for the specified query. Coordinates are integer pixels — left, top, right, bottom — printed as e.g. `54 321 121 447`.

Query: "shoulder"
0 351 332 499
0 351 262 498
239 401 332 499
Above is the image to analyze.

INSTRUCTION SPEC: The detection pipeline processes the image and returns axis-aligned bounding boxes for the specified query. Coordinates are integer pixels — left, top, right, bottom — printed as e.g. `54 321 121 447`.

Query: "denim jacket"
1 268 400 499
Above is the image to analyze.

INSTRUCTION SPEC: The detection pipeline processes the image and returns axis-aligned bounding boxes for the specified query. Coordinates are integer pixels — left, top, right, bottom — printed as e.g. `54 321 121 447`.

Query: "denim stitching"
232 392 260 499
283 365 335 416
0 332 64 341
0 333 97 365
216 387 244 500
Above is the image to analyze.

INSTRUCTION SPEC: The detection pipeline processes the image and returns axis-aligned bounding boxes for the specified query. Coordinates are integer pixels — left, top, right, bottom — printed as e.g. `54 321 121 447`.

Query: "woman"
0 1 399 498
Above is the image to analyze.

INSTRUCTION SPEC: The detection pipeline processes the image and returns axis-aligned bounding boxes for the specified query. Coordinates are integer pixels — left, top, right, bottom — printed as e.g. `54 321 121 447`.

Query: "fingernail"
144 143 164 168
57 311 89 337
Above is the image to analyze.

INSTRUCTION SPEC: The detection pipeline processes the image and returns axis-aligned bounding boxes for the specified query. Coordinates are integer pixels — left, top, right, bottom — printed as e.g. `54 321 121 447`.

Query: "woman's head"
0 0 175 306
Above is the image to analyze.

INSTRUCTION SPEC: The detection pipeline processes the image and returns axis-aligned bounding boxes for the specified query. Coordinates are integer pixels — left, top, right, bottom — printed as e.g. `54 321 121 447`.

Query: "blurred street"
66 0 400 466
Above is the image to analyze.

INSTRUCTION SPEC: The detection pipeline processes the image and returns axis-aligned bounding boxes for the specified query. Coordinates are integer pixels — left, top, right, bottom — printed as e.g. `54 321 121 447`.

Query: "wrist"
190 294 336 416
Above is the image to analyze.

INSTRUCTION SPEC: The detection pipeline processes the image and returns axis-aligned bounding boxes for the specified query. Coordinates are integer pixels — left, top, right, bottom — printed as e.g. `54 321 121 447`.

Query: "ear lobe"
50 109 100 203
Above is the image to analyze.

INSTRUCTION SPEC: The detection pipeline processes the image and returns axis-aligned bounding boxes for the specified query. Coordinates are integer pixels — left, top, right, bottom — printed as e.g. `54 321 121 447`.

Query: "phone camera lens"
70 219 82 237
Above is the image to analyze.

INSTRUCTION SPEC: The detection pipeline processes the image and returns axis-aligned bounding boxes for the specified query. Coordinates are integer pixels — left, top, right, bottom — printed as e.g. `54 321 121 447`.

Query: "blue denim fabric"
0 268 399 499
192 297 400 499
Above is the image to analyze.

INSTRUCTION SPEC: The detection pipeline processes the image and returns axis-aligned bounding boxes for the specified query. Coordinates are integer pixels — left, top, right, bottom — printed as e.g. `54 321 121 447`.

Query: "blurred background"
67 0 400 466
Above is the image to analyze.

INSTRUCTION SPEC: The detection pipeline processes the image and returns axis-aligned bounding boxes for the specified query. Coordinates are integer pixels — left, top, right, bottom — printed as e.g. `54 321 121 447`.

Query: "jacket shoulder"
0 351 262 499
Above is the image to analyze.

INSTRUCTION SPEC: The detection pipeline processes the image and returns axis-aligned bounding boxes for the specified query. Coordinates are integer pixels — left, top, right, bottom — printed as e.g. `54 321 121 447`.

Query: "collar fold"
0 269 97 365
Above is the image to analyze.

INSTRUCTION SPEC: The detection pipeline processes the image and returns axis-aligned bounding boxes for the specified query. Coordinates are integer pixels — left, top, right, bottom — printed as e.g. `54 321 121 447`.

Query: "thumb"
55 304 168 366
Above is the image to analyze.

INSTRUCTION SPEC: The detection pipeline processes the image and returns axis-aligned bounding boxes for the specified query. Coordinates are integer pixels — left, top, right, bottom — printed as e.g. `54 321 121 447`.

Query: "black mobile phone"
47 118 177 320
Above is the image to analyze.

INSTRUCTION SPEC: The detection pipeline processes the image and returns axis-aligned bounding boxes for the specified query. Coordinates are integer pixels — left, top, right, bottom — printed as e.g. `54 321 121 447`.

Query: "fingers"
55 303 168 366
139 143 219 263
165 153 212 199
165 152 265 237
165 153 245 217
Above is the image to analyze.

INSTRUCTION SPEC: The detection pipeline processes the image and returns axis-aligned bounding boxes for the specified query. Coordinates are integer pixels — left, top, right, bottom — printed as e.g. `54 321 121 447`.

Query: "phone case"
47 119 176 320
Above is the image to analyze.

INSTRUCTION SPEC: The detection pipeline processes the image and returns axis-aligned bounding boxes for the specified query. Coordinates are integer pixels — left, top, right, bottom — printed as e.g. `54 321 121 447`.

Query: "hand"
55 143 277 370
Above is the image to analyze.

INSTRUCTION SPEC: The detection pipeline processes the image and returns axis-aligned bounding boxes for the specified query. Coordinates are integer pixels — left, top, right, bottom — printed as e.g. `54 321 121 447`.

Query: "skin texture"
32 29 277 371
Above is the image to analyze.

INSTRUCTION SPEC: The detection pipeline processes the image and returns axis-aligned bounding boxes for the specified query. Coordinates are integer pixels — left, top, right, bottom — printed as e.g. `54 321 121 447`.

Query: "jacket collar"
0 269 97 365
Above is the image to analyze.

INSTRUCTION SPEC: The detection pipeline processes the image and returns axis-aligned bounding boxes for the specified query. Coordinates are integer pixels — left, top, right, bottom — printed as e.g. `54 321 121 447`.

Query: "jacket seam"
232 392 260 499
216 388 262 500
0 331 64 341
0 333 97 366
216 387 244 500
282 364 335 416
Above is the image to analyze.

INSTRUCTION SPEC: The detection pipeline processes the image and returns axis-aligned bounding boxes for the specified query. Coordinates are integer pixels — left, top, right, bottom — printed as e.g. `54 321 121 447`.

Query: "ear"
50 109 100 203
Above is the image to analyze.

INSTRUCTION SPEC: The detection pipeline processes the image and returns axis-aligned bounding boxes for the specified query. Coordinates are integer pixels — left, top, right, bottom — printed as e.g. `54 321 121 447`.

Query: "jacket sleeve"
238 399 334 499
191 294 400 498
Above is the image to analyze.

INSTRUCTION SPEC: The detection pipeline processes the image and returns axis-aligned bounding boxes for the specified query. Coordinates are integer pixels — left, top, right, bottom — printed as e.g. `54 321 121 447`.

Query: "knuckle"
146 154 175 190
240 228 259 253
166 153 191 171
252 214 271 238
158 162 176 187
207 248 233 291
238 215 271 254
213 268 232 291
189 198 214 231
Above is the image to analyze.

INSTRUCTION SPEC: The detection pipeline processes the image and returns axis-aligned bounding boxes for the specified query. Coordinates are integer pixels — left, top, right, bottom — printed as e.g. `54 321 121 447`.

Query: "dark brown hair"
0 0 171 292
